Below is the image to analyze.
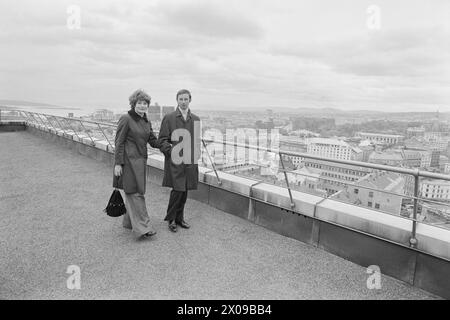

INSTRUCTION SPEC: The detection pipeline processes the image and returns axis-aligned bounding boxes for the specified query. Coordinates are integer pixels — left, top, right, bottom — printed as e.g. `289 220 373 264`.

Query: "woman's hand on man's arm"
114 165 122 176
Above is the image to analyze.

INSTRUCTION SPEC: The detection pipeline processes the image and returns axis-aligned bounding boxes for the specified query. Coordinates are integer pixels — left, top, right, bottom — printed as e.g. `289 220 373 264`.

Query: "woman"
113 89 160 239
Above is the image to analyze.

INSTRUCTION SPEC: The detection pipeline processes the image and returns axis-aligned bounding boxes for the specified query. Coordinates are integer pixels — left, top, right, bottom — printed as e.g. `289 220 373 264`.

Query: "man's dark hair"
176 89 191 101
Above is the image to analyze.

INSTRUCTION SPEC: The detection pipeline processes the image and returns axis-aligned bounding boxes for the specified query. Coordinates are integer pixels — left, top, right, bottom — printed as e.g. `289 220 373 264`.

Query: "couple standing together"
113 88 200 239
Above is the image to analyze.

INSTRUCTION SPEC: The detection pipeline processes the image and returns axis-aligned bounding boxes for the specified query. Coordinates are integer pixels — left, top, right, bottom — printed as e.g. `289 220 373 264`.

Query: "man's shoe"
168 221 178 232
177 220 190 229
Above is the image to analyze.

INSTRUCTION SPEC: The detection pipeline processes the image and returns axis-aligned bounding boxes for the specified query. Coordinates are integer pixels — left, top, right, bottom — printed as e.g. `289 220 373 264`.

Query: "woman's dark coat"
113 109 160 194
157 108 200 192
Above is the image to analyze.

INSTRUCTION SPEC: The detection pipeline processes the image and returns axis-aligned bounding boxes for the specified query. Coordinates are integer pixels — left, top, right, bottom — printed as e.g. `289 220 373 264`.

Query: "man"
158 89 201 232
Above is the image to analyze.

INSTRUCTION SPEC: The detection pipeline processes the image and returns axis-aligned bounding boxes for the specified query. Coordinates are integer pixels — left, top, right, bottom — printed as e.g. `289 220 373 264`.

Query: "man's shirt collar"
176 106 191 120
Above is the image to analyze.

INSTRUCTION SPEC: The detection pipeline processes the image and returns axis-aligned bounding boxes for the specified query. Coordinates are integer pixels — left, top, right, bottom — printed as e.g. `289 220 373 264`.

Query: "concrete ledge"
317 221 417 285
188 182 210 204
82 137 99 146
415 253 450 299
416 224 450 259
251 183 322 217
0 121 26 132
73 134 86 142
280 209 315 244
252 201 315 244
203 170 258 196
148 154 165 170
95 140 110 152
147 166 164 185
209 185 250 219
253 200 283 233
316 200 413 246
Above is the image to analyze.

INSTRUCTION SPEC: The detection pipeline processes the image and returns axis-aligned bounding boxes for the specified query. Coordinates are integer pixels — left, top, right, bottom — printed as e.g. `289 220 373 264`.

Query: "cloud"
0 0 448 112
271 26 450 78
157 0 264 40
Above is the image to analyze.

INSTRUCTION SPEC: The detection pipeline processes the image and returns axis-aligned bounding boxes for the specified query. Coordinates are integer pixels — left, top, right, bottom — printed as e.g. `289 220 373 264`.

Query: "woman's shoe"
143 230 157 238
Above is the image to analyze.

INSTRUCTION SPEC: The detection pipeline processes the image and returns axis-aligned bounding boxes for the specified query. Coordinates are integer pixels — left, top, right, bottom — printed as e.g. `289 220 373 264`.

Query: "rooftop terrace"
0 130 440 299
1 113 449 299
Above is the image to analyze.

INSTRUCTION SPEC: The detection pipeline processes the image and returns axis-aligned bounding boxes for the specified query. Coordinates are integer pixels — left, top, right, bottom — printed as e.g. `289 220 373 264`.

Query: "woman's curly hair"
129 89 151 109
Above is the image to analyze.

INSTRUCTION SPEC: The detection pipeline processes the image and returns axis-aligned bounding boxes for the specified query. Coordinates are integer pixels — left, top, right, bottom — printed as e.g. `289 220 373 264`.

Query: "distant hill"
0 99 80 110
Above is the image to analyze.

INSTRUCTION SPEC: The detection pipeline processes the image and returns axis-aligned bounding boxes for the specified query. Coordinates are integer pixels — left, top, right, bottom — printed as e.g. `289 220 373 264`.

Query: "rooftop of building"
283 166 322 183
0 129 443 300
421 178 450 186
358 132 405 138
356 171 405 194
369 151 404 162
307 138 350 147
359 139 373 147
302 158 371 172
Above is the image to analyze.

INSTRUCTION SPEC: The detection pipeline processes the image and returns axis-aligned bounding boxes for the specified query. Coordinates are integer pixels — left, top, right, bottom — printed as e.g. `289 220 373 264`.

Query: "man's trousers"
164 189 188 223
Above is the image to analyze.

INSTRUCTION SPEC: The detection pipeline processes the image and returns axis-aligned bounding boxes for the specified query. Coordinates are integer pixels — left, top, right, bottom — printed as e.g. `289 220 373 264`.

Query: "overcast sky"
0 0 449 112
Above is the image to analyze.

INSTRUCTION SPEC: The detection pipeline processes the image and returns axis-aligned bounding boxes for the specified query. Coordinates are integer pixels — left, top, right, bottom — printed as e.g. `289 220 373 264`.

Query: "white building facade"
420 179 450 202
357 132 404 145
307 138 362 161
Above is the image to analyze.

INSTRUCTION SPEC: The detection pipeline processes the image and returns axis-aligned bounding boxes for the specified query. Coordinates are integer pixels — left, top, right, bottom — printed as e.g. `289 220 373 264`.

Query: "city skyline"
1 0 449 112
1 98 450 114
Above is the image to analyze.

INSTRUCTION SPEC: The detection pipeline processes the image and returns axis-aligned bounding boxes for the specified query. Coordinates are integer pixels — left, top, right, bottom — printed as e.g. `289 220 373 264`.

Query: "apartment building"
368 151 404 166
92 109 114 121
331 171 406 215
307 138 363 161
406 126 425 138
302 159 372 195
280 135 308 168
357 132 404 145
420 179 450 202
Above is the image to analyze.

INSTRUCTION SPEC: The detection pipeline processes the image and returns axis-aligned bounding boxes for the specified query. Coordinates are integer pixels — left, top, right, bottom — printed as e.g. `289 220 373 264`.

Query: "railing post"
33 112 48 128
51 115 68 136
17 111 30 124
37 113 55 131
40 113 56 131
62 118 82 142
201 139 222 185
28 111 35 123
78 120 96 146
410 172 420 248
27 112 37 125
47 114 62 133
20 111 33 123
30 112 44 127
96 123 114 152
279 152 295 209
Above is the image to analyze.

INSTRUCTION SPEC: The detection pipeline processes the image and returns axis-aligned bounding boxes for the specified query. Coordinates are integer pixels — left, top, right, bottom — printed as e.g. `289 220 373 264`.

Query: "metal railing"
0 109 28 121
2 109 118 151
220 160 450 223
200 139 450 248
3 108 450 249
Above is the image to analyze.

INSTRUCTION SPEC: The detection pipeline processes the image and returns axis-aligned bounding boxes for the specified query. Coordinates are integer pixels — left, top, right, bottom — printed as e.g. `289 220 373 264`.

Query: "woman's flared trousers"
122 192 155 237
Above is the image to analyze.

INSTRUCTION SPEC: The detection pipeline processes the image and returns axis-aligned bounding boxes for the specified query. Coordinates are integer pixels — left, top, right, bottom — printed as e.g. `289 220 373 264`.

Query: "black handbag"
104 189 126 217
